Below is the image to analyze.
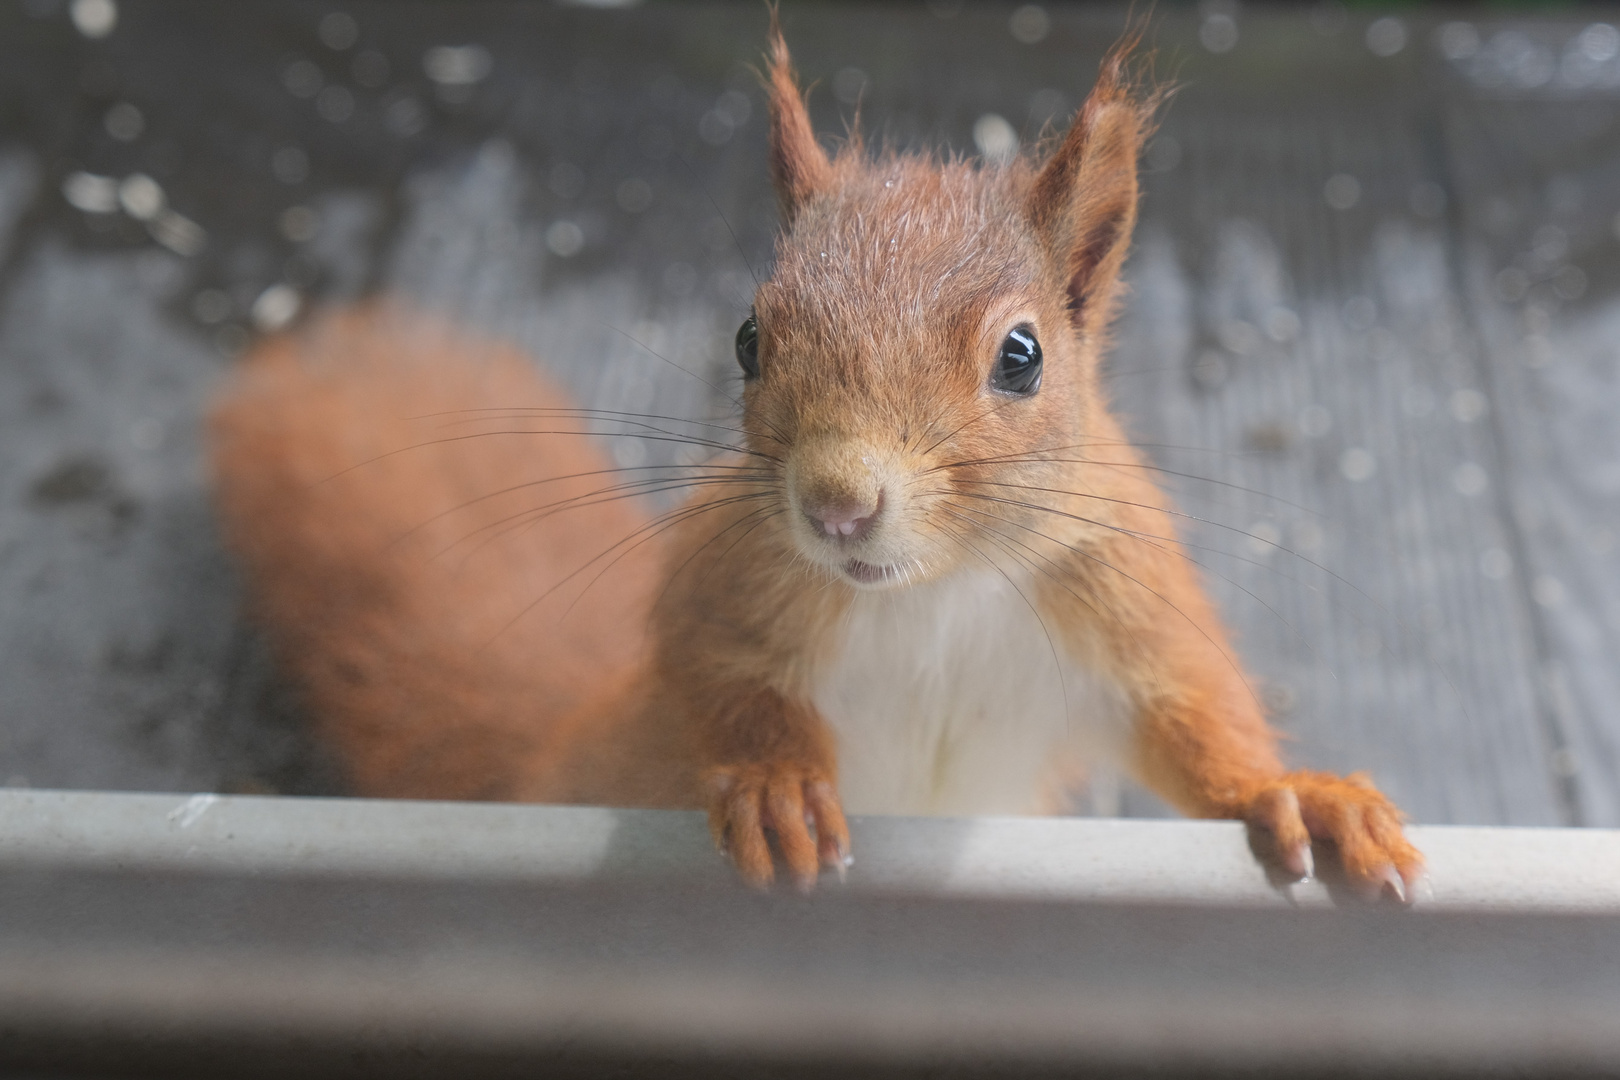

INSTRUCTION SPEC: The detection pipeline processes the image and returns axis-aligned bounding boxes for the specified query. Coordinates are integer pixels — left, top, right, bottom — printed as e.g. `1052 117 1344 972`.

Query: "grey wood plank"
0 148 37 262
1101 15 1567 825
1 2 1614 828
1435 23 1620 826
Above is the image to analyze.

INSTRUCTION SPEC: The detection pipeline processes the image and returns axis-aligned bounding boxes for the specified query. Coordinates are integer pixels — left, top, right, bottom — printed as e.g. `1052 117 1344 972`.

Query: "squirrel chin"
842 559 907 588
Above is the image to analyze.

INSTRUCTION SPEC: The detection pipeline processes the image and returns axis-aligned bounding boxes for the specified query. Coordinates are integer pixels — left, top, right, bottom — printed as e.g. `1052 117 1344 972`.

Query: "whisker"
936 436 1264 471
393 463 776 548
675 152 760 286
419 405 784 446
917 397 1018 460
938 503 1172 703
573 502 780 622
681 504 789 600
934 449 1318 517
943 496 1331 685
950 479 1325 565
480 489 775 648
930 514 1073 721
319 426 781 487
938 491 1261 710
439 475 771 564
602 321 749 413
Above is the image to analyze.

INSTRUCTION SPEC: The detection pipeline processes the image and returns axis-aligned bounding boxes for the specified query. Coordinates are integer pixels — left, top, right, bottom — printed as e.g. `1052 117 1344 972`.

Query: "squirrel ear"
1028 45 1155 330
765 20 833 224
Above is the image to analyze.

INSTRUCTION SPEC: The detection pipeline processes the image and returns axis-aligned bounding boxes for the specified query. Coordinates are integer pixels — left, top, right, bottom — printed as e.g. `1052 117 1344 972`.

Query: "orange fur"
209 32 1421 899
209 306 682 805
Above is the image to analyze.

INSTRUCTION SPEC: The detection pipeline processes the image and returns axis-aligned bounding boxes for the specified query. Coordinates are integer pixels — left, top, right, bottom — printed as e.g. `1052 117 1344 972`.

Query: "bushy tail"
209 305 666 802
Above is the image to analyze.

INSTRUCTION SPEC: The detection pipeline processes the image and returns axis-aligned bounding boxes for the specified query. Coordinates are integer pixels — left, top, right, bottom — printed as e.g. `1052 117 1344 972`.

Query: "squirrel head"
741 27 1158 590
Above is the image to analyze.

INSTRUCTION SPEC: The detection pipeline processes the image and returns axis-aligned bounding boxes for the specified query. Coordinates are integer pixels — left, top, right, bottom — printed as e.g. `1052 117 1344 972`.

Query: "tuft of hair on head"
764 5 834 225
1026 23 1167 335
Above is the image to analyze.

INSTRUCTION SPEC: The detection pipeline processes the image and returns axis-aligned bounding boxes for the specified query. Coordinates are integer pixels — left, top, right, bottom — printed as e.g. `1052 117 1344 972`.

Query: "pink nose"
804 495 880 542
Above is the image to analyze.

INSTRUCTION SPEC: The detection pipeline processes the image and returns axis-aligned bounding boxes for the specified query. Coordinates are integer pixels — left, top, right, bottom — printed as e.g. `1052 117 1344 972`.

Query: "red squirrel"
210 27 1424 900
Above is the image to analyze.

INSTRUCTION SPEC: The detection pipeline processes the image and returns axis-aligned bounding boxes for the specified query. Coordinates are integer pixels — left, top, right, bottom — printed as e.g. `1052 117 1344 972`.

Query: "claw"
1356 863 1406 904
1383 864 1409 905
1412 871 1435 906
1283 842 1315 882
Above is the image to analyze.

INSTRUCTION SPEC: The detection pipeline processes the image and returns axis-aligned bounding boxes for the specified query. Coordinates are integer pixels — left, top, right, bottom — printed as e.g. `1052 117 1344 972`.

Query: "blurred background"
1 0 1618 829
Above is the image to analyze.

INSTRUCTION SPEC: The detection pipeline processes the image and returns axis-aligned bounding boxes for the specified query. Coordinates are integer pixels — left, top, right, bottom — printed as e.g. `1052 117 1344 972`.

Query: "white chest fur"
811 570 1129 816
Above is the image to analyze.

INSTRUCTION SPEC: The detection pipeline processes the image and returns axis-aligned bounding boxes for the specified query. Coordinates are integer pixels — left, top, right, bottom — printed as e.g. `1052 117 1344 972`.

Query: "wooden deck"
1 2 1617 827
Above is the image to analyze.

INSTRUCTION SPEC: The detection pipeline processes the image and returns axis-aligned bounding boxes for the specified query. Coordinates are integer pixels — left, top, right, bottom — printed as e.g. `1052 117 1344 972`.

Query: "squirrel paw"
705 763 850 891
1242 771 1424 904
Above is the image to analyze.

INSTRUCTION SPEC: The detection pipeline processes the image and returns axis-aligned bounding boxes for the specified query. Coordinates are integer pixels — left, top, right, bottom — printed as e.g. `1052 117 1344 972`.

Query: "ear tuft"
765 11 833 225
1028 32 1163 332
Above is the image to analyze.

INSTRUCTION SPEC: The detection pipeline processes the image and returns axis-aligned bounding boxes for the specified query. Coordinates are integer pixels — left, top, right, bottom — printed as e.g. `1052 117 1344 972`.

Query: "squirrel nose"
804 493 882 542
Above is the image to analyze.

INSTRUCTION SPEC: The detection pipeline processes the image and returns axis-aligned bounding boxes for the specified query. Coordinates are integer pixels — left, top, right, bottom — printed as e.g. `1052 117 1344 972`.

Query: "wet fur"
210 25 1422 897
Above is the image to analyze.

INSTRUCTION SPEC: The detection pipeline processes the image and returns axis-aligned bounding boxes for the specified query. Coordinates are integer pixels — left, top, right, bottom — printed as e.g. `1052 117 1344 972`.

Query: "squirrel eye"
991 325 1042 395
735 314 760 378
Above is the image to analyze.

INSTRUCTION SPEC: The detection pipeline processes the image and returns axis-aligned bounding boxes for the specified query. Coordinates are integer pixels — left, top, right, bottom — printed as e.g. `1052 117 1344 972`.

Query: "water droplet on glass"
272 146 310 185
1453 462 1488 496
1553 265 1586 301
117 173 164 220
1191 350 1229 391
251 284 302 332
279 205 321 243
973 113 1019 165
1299 404 1332 438
1009 4 1050 45
316 85 355 123
1493 266 1529 303
545 220 585 258
319 11 359 51
1217 319 1261 355
1339 447 1376 482
1146 135 1181 173
1579 23 1619 63
1324 173 1361 210
148 209 206 256
1029 88 1067 126
698 110 734 146
70 0 116 38
615 178 653 214
385 96 425 136
1401 384 1435 418
1437 21 1479 61
1449 388 1488 422
1341 295 1377 330
1479 547 1512 580
1263 306 1300 343
62 171 119 213
833 67 868 105
283 59 323 99
424 44 491 86
1200 13 1238 54
103 101 143 141
1245 519 1282 557
715 89 752 127
1365 16 1407 57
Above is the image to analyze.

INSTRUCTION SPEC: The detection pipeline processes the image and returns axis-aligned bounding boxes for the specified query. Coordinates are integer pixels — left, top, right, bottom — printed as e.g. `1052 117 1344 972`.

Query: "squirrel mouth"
843 559 895 585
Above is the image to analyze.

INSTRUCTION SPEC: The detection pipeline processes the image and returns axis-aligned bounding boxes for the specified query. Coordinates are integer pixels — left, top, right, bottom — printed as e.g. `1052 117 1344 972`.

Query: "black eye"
991 325 1042 395
735 314 760 378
